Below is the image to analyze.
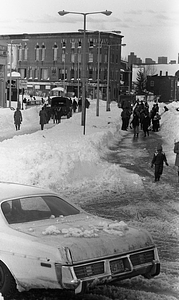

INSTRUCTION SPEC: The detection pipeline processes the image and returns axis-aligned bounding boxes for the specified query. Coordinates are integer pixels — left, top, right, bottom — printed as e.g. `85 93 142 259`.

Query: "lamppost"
105 43 126 111
58 10 112 134
9 41 13 108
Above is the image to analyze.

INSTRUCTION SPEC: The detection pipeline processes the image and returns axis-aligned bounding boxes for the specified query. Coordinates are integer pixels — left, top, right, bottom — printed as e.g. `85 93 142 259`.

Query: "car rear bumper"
56 247 160 294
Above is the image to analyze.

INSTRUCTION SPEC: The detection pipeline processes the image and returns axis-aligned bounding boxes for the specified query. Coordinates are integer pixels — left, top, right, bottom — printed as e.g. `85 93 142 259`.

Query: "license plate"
110 259 124 274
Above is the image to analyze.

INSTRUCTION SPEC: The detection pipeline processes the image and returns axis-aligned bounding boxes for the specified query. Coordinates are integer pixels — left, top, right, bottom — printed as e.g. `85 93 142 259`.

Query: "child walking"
151 144 169 182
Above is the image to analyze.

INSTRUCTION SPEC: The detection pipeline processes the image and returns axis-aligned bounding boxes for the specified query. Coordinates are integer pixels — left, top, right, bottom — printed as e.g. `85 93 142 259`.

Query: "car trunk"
11 214 154 263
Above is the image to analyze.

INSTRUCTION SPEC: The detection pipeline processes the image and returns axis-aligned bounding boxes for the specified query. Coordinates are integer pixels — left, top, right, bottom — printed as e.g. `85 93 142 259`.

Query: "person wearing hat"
174 139 179 182
151 144 169 182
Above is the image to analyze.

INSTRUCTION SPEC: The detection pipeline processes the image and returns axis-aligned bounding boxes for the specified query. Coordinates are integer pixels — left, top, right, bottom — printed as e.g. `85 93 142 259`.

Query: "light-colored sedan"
0 182 160 297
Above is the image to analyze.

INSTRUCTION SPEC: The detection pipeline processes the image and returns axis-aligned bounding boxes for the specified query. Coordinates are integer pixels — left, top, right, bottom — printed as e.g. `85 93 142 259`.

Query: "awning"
7 71 21 79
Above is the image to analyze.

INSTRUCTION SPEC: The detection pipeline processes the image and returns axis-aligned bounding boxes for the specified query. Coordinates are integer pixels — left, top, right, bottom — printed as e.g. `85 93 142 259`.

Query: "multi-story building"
145 58 156 64
128 52 142 67
158 56 168 64
0 31 124 103
146 71 178 102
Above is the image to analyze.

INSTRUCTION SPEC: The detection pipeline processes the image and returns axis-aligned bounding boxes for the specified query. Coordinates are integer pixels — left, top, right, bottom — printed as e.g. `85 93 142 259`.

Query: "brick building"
0 32 124 102
146 72 178 102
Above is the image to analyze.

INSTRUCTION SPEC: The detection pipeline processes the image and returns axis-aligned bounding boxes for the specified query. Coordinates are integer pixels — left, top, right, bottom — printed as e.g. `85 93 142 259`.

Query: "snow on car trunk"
11 214 154 263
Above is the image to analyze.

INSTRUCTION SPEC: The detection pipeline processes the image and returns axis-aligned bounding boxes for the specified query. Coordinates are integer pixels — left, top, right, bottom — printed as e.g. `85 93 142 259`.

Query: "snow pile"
42 220 129 238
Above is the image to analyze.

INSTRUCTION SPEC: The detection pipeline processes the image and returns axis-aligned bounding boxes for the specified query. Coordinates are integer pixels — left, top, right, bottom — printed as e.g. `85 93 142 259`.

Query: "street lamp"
105 43 126 111
58 10 112 134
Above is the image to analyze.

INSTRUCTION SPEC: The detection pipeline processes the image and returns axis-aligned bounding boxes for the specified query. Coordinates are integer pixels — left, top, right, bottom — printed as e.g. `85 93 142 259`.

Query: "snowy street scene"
0 98 179 299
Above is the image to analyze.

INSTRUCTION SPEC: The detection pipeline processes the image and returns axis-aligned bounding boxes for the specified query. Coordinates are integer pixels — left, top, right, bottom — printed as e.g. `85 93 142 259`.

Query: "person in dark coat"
14 108 22 130
39 106 47 130
121 108 131 131
72 99 78 113
151 144 168 182
174 139 179 182
152 112 161 132
142 113 150 137
130 111 140 138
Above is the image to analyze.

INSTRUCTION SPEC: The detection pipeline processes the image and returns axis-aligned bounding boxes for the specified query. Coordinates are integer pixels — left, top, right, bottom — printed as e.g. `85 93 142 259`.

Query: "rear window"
1 195 80 224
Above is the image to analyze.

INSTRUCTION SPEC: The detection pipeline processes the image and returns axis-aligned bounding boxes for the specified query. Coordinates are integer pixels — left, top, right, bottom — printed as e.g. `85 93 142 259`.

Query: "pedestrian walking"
174 139 179 182
72 98 78 113
121 108 131 131
142 113 150 137
39 106 47 130
130 111 140 138
14 108 22 131
151 144 169 182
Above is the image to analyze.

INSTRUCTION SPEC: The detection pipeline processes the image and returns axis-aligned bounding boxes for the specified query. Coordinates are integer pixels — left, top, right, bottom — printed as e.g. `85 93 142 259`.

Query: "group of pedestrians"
121 99 162 139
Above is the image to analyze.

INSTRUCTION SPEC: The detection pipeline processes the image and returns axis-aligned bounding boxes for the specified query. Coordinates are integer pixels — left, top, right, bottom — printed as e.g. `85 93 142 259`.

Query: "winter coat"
39 108 47 125
14 109 22 125
151 150 168 166
174 141 179 166
142 115 150 131
130 114 139 128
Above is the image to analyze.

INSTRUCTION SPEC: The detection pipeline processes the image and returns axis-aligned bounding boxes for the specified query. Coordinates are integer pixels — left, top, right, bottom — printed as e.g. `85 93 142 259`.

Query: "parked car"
51 96 72 119
0 182 160 297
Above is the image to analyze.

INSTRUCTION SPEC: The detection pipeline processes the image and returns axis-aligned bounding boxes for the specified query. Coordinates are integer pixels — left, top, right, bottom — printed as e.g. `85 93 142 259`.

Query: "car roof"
0 182 54 203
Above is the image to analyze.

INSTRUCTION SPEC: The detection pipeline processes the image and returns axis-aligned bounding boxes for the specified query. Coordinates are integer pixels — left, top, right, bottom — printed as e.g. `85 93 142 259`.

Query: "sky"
1 0 179 63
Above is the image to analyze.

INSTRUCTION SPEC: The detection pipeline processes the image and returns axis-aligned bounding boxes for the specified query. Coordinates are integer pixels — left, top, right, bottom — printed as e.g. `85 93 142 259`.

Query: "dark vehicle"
51 96 72 119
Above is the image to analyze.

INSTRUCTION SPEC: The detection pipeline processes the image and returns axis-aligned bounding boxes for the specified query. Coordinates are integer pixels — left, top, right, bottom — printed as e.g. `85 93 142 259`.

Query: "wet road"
80 128 179 299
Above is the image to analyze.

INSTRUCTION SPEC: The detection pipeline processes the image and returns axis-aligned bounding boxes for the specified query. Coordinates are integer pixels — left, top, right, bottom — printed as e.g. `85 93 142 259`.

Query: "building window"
89 39 94 48
71 49 75 63
88 51 93 63
58 68 62 80
89 68 93 79
70 68 75 79
71 39 75 49
18 45 22 62
19 68 27 79
29 67 33 79
78 40 82 48
34 68 38 79
78 52 81 63
150 81 154 87
35 44 40 61
41 44 46 61
40 68 49 80
53 43 58 61
104 68 107 80
24 44 28 61
62 40 66 48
